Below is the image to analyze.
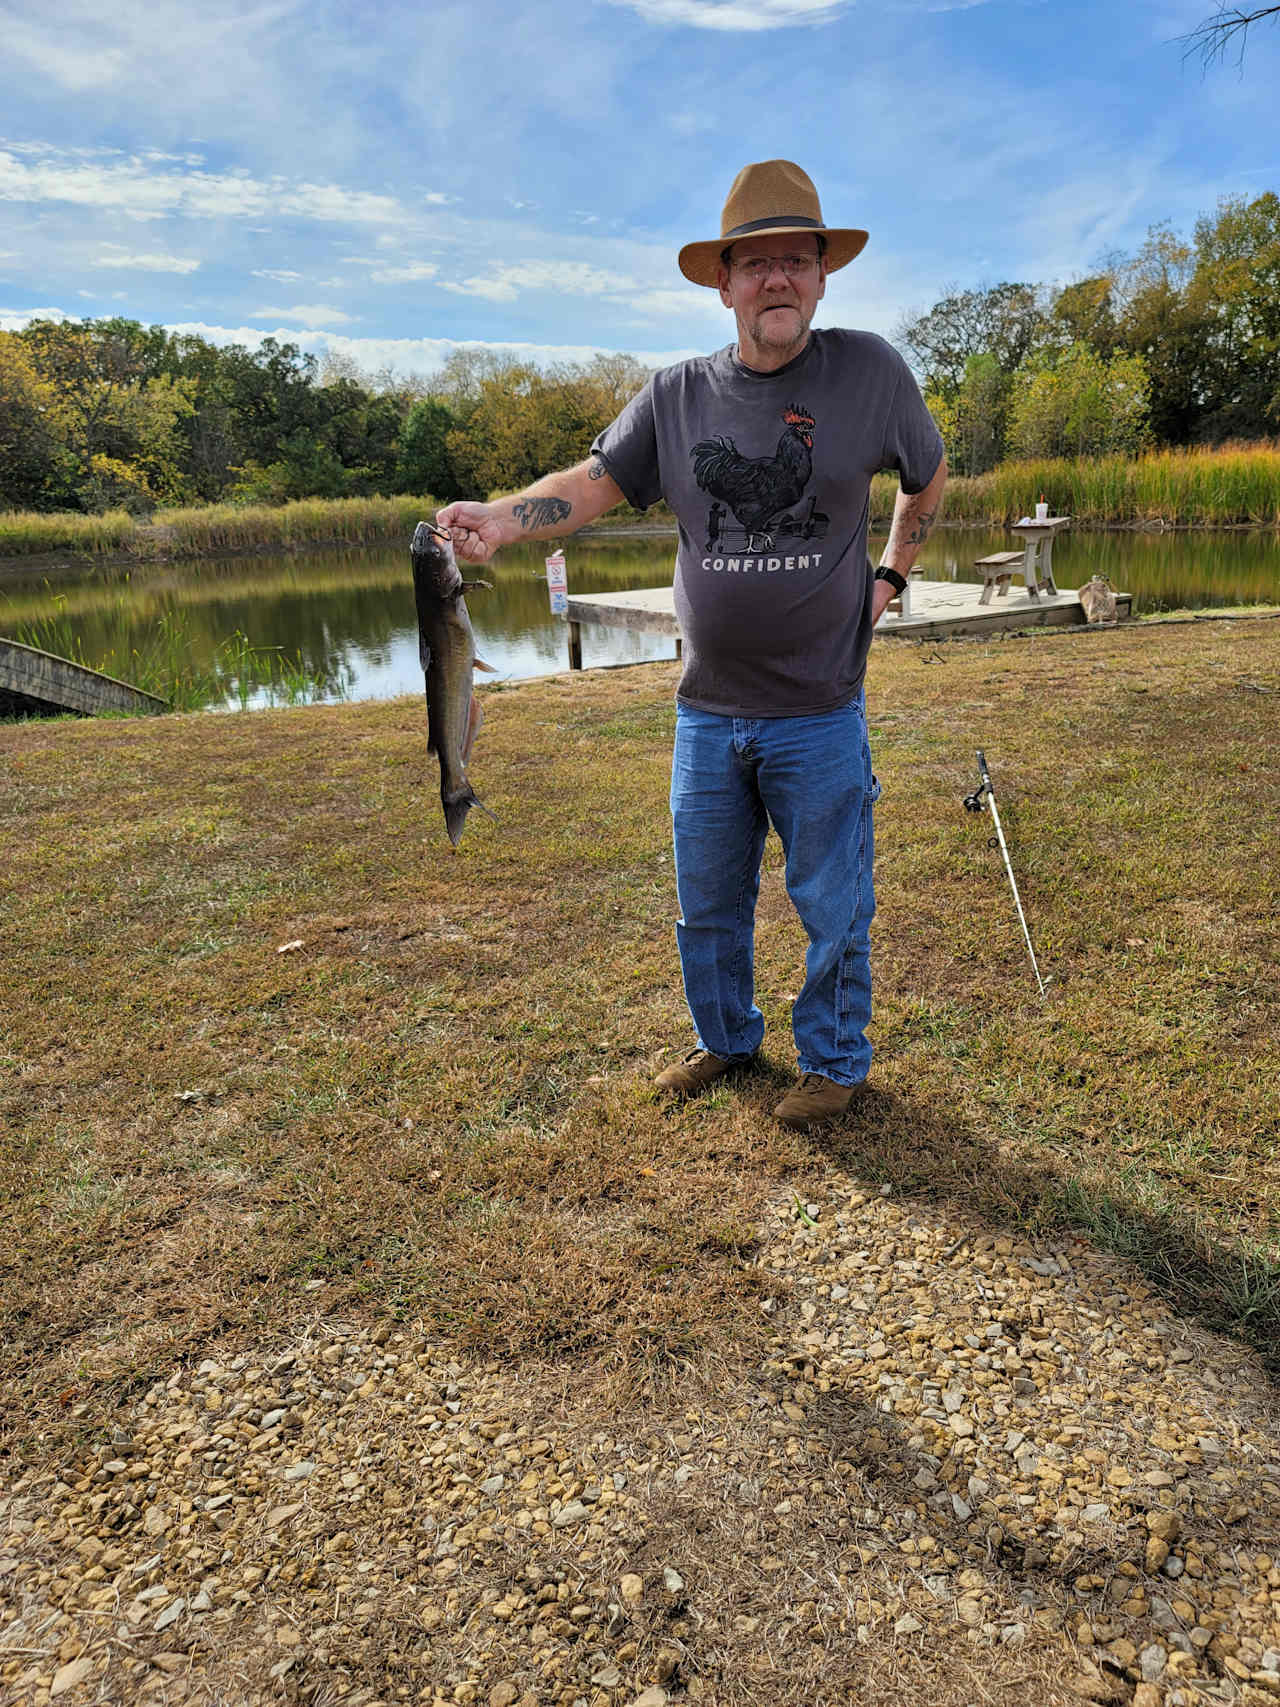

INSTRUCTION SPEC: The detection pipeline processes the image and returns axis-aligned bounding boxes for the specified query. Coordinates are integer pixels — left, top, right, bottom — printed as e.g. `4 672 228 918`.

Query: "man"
438 159 946 1130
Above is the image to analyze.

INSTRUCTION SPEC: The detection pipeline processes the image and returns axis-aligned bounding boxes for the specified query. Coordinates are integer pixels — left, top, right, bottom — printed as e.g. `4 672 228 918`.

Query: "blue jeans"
669 696 880 1087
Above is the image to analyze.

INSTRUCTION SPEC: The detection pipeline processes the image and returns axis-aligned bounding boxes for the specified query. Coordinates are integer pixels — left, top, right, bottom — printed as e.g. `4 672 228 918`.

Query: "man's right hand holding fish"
436 459 625 564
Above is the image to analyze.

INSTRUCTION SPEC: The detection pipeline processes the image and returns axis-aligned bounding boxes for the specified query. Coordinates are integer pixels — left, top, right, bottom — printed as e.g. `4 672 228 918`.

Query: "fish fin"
461 694 484 763
461 578 493 592
473 656 498 673
442 785 496 847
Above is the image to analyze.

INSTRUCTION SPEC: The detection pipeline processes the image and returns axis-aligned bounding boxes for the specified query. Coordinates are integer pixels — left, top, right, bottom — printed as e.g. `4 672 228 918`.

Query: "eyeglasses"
730 254 820 281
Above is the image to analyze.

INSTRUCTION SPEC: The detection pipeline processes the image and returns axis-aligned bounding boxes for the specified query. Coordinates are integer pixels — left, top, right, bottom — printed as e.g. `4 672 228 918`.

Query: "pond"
2 525 1277 711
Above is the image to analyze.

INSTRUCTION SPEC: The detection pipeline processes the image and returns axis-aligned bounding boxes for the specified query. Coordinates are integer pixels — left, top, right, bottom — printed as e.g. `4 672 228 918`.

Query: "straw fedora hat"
678 159 868 288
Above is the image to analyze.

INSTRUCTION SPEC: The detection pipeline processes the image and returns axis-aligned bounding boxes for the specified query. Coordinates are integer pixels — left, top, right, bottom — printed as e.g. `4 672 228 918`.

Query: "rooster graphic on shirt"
691 403 829 553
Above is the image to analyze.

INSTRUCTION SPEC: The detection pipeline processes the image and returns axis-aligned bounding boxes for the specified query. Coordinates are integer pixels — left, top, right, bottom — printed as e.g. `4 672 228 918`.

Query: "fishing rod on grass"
963 750 1050 1000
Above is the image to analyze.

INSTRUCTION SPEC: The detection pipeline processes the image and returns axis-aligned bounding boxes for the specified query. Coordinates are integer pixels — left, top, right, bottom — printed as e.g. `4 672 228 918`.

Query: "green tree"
952 353 1015 475
928 354 1017 475
1047 276 1118 352
894 283 1045 399
442 352 650 497
1111 225 1206 446
1189 191 1280 440
1008 343 1151 459
397 398 456 496
0 332 62 509
19 319 194 511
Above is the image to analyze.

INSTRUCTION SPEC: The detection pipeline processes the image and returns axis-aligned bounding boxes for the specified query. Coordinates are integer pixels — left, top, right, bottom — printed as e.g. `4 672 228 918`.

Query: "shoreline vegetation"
1 442 1279 567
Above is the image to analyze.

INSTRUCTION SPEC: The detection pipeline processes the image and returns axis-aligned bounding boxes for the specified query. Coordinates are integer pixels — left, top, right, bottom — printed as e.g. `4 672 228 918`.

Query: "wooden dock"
0 638 170 719
563 577 1131 666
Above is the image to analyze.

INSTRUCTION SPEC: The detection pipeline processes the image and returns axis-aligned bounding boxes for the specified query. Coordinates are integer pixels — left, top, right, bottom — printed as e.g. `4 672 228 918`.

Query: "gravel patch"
3 1172 1277 1707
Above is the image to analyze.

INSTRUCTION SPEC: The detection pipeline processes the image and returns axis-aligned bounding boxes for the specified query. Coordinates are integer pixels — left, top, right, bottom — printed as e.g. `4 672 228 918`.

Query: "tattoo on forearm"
588 457 609 481
512 496 571 530
906 507 937 547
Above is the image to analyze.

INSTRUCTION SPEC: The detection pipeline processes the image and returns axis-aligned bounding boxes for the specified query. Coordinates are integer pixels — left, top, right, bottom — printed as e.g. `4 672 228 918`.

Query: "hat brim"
678 225 868 288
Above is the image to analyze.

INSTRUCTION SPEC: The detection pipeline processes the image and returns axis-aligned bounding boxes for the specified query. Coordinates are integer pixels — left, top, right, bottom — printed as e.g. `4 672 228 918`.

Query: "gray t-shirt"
592 328 943 717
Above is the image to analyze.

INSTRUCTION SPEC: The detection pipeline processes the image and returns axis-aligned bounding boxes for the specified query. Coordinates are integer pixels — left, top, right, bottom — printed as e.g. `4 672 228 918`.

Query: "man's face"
716 231 827 364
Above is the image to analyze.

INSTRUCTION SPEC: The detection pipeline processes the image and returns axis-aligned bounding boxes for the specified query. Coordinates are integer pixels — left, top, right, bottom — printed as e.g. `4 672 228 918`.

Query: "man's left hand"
872 578 898 626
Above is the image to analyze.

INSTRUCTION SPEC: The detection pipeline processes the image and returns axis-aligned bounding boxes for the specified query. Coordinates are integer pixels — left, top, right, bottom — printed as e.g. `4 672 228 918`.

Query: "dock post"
675 637 682 661
568 621 583 671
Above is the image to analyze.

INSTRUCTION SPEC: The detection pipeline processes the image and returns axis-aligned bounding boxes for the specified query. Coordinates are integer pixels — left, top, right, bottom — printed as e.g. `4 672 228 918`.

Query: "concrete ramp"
0 637 169 718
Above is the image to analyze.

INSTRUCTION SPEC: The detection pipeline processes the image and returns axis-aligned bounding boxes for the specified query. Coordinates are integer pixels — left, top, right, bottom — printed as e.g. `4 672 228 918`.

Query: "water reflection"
1 528 1276 710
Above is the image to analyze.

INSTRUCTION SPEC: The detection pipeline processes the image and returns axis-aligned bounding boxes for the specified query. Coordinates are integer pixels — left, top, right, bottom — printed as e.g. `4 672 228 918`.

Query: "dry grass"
1 621 1278 1468
875 439 1280 528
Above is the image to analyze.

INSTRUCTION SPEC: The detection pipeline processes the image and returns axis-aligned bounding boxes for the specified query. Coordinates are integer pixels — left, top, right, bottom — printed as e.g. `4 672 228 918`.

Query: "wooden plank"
0 638 169 718
565 588 681 638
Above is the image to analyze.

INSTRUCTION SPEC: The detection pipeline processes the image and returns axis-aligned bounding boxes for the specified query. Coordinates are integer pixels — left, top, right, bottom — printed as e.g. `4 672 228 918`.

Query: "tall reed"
914 442 1280 528
154 494 440 556
0 509 137 556
4 447 1279 566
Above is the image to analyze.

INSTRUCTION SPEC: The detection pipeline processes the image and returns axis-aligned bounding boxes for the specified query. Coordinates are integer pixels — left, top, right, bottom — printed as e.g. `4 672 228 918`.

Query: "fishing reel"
963 778 999 845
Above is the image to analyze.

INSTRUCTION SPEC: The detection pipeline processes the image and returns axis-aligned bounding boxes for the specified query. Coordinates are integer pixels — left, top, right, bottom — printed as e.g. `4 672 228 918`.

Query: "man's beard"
748 300 811 351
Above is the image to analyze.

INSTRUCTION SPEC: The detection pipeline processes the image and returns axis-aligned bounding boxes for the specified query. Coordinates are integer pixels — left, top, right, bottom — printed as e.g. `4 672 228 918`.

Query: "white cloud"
368 262 440 284
0 306 77 330
600 0 848 27
2 1 300 98
164 320 699 378
250 303 355 328
434 258 725 325
251 267 303 282
2 18 127 90
439 260 627 303
94 249 200 273
613 285 727 321
0 144 412 228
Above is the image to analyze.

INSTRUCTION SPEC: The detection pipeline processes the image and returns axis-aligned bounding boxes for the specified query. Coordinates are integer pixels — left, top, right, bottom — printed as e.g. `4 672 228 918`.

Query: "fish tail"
443 784 496 847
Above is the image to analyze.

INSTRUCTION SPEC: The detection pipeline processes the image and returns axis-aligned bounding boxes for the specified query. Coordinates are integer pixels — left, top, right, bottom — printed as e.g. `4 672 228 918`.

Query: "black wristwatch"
874 566 907 595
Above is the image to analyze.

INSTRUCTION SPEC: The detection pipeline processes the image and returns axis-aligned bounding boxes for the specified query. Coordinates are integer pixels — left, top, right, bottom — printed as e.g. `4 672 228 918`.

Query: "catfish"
410 520 495 846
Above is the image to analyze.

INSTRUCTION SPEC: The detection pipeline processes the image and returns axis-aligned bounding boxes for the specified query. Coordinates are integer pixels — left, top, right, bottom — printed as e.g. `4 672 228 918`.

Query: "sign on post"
546 549 568 616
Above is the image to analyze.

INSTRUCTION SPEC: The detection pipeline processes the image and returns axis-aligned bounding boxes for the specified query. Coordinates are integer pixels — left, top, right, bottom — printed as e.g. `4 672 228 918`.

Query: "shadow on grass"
806 1085 1280 1377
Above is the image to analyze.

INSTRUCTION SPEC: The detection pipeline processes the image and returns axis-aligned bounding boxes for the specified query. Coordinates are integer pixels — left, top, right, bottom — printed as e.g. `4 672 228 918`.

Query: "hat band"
722 214 822 239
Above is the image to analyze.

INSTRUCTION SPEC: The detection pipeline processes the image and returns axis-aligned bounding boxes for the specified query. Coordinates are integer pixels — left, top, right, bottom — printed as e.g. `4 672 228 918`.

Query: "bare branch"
1182 4 1280 70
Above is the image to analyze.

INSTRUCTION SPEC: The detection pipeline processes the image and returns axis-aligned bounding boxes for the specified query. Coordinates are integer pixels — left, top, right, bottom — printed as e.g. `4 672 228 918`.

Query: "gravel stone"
49 1658 94 1699
3 1168 1277 1707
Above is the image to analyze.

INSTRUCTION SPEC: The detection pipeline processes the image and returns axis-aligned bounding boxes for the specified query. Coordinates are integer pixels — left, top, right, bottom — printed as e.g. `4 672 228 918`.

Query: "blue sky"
3 0 1279 381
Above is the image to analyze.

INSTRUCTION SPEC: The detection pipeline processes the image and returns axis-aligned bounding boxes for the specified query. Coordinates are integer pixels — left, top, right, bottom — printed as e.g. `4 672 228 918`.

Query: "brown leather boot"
773 1072 859 1130
654 1048 743 1097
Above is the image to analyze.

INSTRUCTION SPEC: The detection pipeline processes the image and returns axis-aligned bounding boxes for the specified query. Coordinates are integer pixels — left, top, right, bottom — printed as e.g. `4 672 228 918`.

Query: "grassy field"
2 621 1278 1463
